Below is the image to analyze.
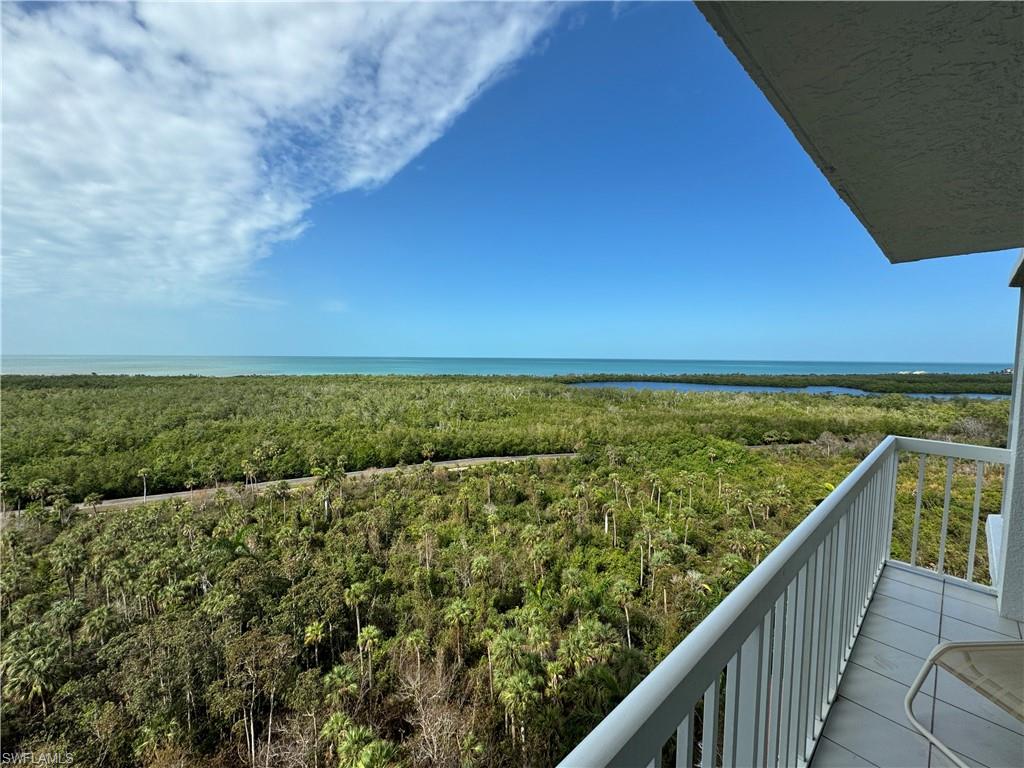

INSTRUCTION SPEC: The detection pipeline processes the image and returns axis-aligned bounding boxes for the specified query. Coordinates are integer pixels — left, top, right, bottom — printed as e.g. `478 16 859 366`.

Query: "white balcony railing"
559 436 1010 768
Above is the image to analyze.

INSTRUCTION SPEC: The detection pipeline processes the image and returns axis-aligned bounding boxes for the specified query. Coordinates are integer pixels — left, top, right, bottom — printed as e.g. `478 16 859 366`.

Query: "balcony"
559 436 1024 768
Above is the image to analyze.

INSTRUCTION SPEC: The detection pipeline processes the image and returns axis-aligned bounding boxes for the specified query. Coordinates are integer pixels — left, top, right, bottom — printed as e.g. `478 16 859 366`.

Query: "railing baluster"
811 538 827 727
844 499 860 650
700 677 720 768
813 531 833 729
864 476 876 593
857 488 872 618
756 612 772 767
871 468 884 582
967 461 984 583
884 450 898 558
839 508 855 664
854 494 867 632
722 654 740 766
876 467 886 575
766 592 787 767
735 625 763 765
937 457 954 573
800 550 819 760
861 486 872 604
830 522 841 682
677 712 694 768
786 565 802 768
911 453 925 565
862 477 878 613
826 520 844 702
778 579 798 766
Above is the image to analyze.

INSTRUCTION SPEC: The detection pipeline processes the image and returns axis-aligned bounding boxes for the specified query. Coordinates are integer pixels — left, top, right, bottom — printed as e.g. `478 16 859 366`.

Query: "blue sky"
2 2 1018 361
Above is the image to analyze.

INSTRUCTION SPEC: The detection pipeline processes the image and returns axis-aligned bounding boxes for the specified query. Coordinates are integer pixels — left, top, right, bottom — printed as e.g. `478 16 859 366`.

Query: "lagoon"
571 380 1009 399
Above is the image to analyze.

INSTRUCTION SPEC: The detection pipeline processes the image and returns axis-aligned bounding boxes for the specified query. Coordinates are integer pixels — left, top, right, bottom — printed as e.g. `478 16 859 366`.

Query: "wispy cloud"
1 3 560 304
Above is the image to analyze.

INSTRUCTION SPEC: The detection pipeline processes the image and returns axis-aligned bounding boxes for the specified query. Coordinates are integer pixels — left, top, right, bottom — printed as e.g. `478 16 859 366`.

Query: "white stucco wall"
998 290 1024 619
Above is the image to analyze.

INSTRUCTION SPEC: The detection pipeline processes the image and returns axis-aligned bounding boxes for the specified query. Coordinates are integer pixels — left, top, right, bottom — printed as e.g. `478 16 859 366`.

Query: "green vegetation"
0 375 1010 767
0 375 1010 503
556 371 1012 394
891 455 1005 585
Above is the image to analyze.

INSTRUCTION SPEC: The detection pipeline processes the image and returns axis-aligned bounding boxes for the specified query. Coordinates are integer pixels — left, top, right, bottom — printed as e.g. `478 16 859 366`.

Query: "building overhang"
697 1 1024 264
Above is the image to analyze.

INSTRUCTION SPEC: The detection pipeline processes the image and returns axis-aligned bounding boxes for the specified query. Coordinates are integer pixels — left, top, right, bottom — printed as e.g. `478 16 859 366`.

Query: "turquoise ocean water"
0 355 1010 377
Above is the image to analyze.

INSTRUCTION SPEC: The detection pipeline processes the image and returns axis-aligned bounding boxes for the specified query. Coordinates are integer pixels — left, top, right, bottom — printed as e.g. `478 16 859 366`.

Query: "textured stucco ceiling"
698 1 1024 263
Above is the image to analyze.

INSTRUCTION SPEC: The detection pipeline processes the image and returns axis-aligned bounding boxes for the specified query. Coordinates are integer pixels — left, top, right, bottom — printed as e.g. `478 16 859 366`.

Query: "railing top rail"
893 436 1009 465
558 435 898 767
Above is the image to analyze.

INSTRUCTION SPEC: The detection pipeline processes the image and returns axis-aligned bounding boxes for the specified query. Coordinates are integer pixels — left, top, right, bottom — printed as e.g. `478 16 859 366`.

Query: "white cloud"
1 2 560 304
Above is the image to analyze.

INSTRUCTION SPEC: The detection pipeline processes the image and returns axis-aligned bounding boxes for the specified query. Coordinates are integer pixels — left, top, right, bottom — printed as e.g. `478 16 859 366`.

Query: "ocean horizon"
0 355 1011 377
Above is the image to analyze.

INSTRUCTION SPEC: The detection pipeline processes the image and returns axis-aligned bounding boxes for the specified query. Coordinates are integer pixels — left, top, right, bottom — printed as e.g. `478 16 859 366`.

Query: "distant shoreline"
1 370 1013 396
0 354 1011 379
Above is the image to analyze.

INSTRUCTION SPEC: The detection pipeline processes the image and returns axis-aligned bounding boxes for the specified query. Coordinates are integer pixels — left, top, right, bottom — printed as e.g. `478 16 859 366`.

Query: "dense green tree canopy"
1 375 1009 503
0 376 1008 766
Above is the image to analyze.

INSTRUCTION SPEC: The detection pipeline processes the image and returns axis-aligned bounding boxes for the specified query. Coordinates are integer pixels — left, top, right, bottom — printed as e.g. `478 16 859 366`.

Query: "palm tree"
26 478 51 506
322 714 400 768
403 629 427 678
497 669 540 747
320 710 351 741
184 476 198 503
764 481 791 521
324 663 359 709
726 529 749 557
272 481 291 516
321 712 358 764
81 605 119 647
559 617 616 675
52 495 74 526
611 579 634 649
48 597 84 654
354 739 401 768
137 468 151 500
358 625 383 688
313 455 347 516
51 544 82 597
443 598 472 663
484 501 499 543
560 567 587 621
83 492 103 517
1 625 60 715
304 619 326 666
744 529 774 565
492 627 526 674
0 471 9 515
344 582 369 672
241 459 257 491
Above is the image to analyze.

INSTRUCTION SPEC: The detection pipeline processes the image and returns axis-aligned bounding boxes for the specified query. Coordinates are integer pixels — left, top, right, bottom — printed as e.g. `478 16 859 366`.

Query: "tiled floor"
810 562 1024 768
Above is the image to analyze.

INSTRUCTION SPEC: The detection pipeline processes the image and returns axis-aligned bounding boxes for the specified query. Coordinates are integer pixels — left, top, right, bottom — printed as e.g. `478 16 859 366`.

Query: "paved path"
88 453 577 511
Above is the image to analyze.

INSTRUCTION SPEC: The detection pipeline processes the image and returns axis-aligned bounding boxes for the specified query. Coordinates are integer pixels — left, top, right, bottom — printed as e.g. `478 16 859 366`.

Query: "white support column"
997 288 1024 619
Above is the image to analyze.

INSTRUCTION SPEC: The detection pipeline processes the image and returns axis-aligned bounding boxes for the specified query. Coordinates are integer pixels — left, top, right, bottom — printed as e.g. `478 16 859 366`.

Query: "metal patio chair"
905 640 1024 768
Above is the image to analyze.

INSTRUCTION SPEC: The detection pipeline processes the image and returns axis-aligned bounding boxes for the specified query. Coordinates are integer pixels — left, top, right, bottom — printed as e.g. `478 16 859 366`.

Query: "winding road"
85 453 577 511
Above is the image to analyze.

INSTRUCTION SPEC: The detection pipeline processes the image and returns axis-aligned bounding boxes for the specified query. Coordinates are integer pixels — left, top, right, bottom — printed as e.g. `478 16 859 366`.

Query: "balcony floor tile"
812 737 879 768
875 575 944 613
859 611 937 660
809 563 1024 768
